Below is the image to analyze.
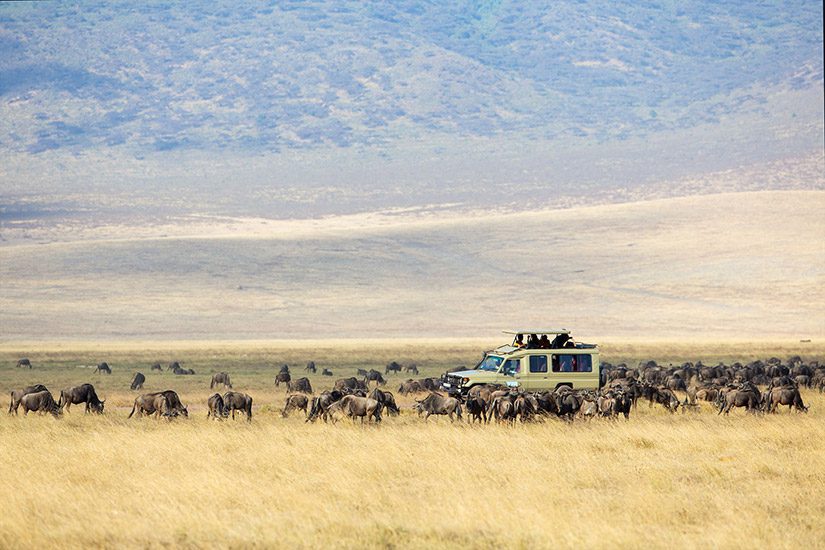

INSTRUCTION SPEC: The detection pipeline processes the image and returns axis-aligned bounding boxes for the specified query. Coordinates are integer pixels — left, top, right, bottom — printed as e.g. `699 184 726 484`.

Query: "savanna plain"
1 340 823 549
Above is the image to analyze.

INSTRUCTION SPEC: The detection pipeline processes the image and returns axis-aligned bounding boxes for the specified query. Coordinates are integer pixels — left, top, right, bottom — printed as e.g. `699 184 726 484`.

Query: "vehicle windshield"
476 355 504 372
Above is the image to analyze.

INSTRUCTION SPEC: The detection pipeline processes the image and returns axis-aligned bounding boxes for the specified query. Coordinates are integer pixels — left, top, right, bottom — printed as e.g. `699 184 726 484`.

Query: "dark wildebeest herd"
7 356 821 424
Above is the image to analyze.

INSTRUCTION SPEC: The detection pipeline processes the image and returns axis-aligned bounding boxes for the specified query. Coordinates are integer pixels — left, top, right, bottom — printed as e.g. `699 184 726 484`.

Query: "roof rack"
502 329 570 335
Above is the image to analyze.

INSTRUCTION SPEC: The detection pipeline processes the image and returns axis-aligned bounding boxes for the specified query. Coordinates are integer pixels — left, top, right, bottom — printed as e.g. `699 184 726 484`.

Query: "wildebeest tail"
128 399 137 418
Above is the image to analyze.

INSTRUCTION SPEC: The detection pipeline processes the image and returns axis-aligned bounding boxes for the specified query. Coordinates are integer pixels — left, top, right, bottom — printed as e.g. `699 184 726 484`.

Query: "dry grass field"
1 340 823 548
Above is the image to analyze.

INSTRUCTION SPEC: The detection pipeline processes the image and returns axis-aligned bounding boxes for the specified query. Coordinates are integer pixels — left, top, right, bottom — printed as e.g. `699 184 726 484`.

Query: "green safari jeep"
441 330 600 394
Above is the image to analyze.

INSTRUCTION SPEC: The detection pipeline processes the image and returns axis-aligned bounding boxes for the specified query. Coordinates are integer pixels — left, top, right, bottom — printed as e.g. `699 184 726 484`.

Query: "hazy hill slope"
1 1 820 155
1 190 822 341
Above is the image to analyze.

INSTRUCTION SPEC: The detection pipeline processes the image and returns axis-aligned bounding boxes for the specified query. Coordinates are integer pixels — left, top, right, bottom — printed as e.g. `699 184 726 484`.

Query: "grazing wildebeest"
334 377 365 392
419 378 439 391
274 371 291 387
129 390 188 418
368 388 400 416
306 390 344 423
16 358 32 369
151 363 163 372
130 372 146 391
20 391 61 417
403 363 419 375
415 392 462 421
210 372 232 389
282 394 309 418
167 361 181 371
322 368 333 376
222 391 253 421
59 383 105 413
717 388 760 415
305 361 317 373
766 386 807 413
173 367 195 375
356 368 369 377
364 370 386 386
397 379 424 395
95 362 112 374
9 384 49 414
385 361 402 375
327 395 382 424
287 377 312 394
207 393 227 420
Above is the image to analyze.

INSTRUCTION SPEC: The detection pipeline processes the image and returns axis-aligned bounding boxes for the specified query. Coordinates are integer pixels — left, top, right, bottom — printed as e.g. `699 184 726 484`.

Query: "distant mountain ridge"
1 1 821 156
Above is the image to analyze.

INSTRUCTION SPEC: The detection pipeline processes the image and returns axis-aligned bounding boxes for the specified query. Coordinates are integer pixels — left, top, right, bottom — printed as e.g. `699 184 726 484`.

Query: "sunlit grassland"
0 340 823 548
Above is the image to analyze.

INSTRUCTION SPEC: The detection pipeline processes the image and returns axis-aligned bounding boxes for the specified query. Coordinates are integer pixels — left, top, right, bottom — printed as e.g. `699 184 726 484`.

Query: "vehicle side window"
551 354 593 372
529 355 548 373
502 359 520 375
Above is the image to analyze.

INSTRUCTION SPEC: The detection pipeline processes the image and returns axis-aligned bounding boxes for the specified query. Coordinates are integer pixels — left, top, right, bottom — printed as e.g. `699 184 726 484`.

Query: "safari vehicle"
441 330 600 394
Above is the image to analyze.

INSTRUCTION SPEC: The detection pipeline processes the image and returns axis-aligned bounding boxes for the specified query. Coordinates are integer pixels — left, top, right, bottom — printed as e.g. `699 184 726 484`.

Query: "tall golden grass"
1 341 823 548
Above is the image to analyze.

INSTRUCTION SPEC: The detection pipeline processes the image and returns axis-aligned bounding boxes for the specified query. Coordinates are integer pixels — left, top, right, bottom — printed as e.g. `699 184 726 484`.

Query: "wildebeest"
222 391 253 421
513 394 538 422
765 386 807 413
554 391 583 420
59 383 105 414
279 364 290 375
207 393 227 420
282 394 309 418
403 363 419 375
305 361 317 373
717 387 760 415
488 395 516 423
306 390 344 423
578 394 600 419
612 390 632 419
129 390 188 419
334 377 366 392
397 379 424 395
130 372 146 391
368 388 400 416
16 358 32 369
415 392 462 421
151 363 163 372
465 396 488 423
167 361 181 371
419 378 440 391
9 384 49 414
356 368 369 377
173 366 195 375
210 372 232 389
95 362 112 374
385 361 402 375
20 391 61 417
322 368 333 376
274 371 291 386
364 370 386 386
327 395 382 424
287 377 312 394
